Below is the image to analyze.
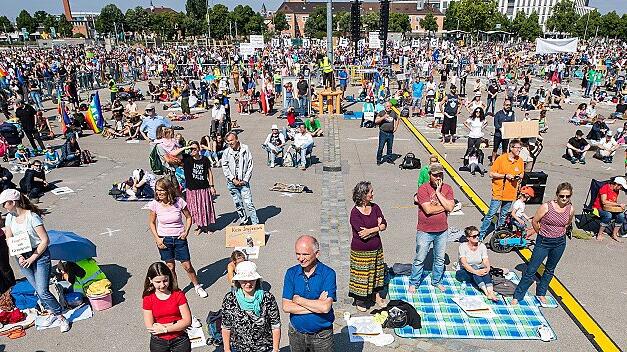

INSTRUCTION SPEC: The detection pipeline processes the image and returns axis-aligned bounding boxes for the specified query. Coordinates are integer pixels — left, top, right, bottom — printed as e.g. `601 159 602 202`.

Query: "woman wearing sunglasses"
457 226 498 301
511 182 574 306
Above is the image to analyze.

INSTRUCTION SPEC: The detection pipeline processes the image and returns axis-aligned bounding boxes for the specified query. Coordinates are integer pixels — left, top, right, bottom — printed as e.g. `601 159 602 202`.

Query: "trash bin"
522 171 547 205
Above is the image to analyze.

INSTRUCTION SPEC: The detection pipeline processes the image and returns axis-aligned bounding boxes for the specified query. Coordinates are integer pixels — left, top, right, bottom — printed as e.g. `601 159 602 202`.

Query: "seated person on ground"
592 177 627 242
594 130 619 163
293 124 314 170
611 96 627 119
566 130 590 164
226 250 247 287
457 226 499 302
466 148 486 176
60 133 83 166
587 116 609 142
13 144 30 169
126 168 156 199
19 160 51 200
43 145 61 170
304 116 323 137
0 164 15 191
263 124 286 168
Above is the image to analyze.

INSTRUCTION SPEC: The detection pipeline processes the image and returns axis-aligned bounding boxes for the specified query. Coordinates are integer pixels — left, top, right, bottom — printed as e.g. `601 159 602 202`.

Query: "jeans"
264 143 283 165
295 142 313 168
409 230 448 287
598 210 625 228
585 81 593 97
457 267 492 289
376 130 394 163
513 235 566 301
29 92 44 111
17 249 63 315
150 334 191 352
479 199 513 240
486 97 496 114
288 324 334 352
617 80 624 94
298 96 309 116
226 181 259 224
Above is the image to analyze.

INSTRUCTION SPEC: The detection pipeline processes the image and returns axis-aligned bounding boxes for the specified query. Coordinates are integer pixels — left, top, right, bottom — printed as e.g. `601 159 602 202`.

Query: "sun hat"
144 103 156 112
271 124 278 130
232 261 262 281
0 189 21 204
429 162 445 174
613 176 627 190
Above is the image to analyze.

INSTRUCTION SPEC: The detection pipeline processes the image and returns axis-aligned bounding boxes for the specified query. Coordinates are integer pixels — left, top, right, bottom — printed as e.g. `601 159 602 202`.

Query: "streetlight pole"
206 0 211 46
326 0 333 61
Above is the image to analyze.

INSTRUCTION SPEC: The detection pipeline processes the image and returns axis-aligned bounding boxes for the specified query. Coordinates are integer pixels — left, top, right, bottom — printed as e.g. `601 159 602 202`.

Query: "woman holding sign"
0 189 70 332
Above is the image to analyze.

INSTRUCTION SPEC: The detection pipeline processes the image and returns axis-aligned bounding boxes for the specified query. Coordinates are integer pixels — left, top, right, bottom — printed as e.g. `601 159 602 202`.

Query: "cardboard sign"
225 224 266 247
239 43 255 56
411 39 421 48
339 37 349 47
271 38 281 48
8 232 32 256
250 35 264 49
502 120 539 139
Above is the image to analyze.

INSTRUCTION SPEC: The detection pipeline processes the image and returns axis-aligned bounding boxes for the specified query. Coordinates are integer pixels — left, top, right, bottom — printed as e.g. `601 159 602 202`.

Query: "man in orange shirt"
479 139 524 240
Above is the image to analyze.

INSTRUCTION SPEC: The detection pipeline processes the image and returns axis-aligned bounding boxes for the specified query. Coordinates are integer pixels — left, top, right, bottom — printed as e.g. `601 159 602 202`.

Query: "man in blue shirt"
338 68 348 97
139 104 172 141
283 235 336 352
411 77 425 117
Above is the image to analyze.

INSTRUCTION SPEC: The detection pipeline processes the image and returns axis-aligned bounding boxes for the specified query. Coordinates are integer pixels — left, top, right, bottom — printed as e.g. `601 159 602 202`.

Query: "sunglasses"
467 234 479 239
558 194 571 199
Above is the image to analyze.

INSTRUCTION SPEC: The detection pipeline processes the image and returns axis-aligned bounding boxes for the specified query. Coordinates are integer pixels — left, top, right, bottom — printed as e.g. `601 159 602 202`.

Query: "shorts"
441 116 457 135
493 133 509 153
158 237 191 262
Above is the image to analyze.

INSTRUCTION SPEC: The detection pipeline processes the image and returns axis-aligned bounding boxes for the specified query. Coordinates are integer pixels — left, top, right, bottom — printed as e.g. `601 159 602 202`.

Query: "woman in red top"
142 262 192 352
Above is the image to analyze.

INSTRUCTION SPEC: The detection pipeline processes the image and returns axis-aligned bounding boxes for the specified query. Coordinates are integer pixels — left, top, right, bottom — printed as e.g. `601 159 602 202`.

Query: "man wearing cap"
211 99 226 138
593 177 627 242
282 235 336 352
479 139 524 241
264 125 286 168
139 104 172 141
595 130 618 164
409 163 455 293
14 98 45 152
566 130 590 164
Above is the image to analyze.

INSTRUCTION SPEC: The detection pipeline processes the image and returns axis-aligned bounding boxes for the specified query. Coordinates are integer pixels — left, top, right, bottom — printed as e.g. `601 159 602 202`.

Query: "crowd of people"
0 34 626 352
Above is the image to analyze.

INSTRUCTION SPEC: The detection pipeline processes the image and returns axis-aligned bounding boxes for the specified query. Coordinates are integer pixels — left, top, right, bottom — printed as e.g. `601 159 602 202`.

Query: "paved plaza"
7 76 626 352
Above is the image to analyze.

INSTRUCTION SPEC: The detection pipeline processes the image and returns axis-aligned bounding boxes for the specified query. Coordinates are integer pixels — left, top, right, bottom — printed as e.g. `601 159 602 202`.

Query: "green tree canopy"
419 12 438 33
545 0 579 34
304 6 333 39
517 11 542 40
444 0 503 32
0 16 14 32
95 4 125 35
600 11 621 38
388 13 410 33
273 12 289 32
208 4 230 39
124 7 151 34
362 12 379 32
335 11 350 35
231 5 256 36
16 10 37 33
573 9 601 39
245 13 266 35
185 0 207 21
57 16 74 37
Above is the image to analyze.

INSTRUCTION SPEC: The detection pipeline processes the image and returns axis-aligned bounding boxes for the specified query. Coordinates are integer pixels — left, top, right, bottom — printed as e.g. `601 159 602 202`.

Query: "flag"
85 91 104 134
0 65 7 78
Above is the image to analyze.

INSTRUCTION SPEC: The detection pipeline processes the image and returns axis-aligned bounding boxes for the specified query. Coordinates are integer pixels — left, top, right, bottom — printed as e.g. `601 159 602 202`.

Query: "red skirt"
186 188 216 227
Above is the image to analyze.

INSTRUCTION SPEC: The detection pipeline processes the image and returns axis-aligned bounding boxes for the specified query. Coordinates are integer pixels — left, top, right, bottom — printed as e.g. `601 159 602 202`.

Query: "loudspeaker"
521 171 548 205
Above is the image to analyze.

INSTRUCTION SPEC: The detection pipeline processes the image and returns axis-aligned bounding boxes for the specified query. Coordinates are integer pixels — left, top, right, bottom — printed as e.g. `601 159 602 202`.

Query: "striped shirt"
539 201 572 239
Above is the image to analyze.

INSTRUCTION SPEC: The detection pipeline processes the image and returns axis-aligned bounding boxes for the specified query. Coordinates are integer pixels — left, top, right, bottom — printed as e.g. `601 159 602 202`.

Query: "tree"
335 11 350 35
388 13 410 33
419 12 438 32
621 14 627 40
0 16 14 33
124 7 151 34
16 10 37 33
362 12 379 32
545 0 579 34
518 11 542 40
208 4 230 39
42 14 58 34
231 5 256 36
304 6 330 39
185 0 207 21
273 12 289 32
33 11 49 27
95 4 125 35
149 11 186 39
573 9 601 39
443 0 503 32
57 17 74 37
600 11 621 38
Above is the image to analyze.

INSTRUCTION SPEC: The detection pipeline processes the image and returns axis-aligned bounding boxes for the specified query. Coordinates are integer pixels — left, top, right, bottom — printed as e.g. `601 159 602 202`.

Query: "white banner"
239 43 255 56
303 38 311 48
368 32 381 49
339 37 349 47
250 34 264 49
411 39 421 48
283 38 292 47
271 38 281 48
535 37 579 54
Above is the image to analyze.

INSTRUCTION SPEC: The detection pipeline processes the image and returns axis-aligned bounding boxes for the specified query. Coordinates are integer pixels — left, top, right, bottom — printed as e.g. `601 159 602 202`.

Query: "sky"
0 0 623 20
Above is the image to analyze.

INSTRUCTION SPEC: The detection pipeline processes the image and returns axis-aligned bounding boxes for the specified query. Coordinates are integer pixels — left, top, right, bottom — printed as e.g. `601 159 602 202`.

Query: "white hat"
232 261 262 281
614 177 627 189
271 124 278 130
606 130 613 136
0 189 21 204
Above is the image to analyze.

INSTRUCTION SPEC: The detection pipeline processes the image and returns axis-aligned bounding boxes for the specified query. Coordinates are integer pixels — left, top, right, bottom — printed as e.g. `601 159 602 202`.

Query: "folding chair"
577 179 608 230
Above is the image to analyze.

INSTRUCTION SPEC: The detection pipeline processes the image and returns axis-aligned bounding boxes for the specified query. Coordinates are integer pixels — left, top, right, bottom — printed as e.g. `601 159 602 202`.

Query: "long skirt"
186 188 216 228
349 248 385 301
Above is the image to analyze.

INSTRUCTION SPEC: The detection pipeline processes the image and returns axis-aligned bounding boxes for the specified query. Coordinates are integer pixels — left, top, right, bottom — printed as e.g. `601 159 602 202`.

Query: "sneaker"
59 317 70 333
39 314 58 328
580 159 586 165
191 315 202 328
270 163 275 168
570 158 577 164
195 285 208 298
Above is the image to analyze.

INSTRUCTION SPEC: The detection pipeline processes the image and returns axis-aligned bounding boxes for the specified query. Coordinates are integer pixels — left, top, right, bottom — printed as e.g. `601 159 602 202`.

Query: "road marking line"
399 113 622 352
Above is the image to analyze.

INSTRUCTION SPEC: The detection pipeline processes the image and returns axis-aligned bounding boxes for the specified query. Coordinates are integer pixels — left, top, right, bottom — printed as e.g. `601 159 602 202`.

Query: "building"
61 0 97 38
276 0 444 37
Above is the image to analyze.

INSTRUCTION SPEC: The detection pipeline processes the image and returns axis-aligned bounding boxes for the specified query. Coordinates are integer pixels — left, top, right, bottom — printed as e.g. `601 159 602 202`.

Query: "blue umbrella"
47 230 97 262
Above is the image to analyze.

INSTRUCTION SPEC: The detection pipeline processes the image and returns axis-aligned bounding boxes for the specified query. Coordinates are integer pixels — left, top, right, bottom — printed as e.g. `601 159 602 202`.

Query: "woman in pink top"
148 178 207 298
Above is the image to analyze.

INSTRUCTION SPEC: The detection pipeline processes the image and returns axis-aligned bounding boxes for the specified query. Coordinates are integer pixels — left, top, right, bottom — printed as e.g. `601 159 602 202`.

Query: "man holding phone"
479 139 525 241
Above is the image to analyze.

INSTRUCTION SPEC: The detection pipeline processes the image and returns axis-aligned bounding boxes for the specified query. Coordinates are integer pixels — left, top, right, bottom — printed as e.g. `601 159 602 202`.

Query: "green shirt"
417 166 430 187
304 118 321 133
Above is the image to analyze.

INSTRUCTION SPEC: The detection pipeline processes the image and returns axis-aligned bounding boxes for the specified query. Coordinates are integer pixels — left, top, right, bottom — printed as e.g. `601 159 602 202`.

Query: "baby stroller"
0 120 23 161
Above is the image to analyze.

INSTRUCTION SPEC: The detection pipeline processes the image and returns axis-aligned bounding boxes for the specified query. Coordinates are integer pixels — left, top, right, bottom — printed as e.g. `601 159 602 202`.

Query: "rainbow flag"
85 91 104 134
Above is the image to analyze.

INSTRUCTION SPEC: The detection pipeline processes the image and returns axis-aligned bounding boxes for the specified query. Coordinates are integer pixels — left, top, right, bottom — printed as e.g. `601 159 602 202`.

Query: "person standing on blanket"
409 163 455 294
349 181 388 311
148 178 208 298
282 235 336 352
142 262 192 352
222 132 259 226
1 189 70 332
478 139 524 241
171 141 217 235
511 183 574 306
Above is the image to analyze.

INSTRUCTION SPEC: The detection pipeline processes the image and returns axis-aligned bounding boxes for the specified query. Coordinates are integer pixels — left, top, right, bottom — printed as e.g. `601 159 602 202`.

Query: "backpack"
149 146 166 175
399 153 421 170
492 276 517 296
205 310 223 346
372 300 421 329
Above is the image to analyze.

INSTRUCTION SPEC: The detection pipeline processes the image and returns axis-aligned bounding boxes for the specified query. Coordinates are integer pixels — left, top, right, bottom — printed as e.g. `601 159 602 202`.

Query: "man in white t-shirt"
293 124 314 170
211 99 226 137
595 130 619 163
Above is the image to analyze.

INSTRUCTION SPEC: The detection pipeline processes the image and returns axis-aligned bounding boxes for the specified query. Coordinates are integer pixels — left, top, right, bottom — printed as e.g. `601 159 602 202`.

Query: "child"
225 250 247 288
468 148 486 176
142 262 192 352
43 145 61 170
13 145 30 171
511 186 535 236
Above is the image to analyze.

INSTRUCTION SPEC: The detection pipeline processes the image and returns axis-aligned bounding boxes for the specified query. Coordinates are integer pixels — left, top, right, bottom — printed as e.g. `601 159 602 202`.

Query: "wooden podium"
317 89 343 115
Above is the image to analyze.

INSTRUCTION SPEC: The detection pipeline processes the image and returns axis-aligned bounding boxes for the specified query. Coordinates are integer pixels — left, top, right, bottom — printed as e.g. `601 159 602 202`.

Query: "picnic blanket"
388 272 556 340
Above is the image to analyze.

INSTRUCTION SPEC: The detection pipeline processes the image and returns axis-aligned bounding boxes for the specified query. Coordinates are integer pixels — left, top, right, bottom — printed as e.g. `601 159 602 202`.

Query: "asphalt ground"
6 76 624 352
